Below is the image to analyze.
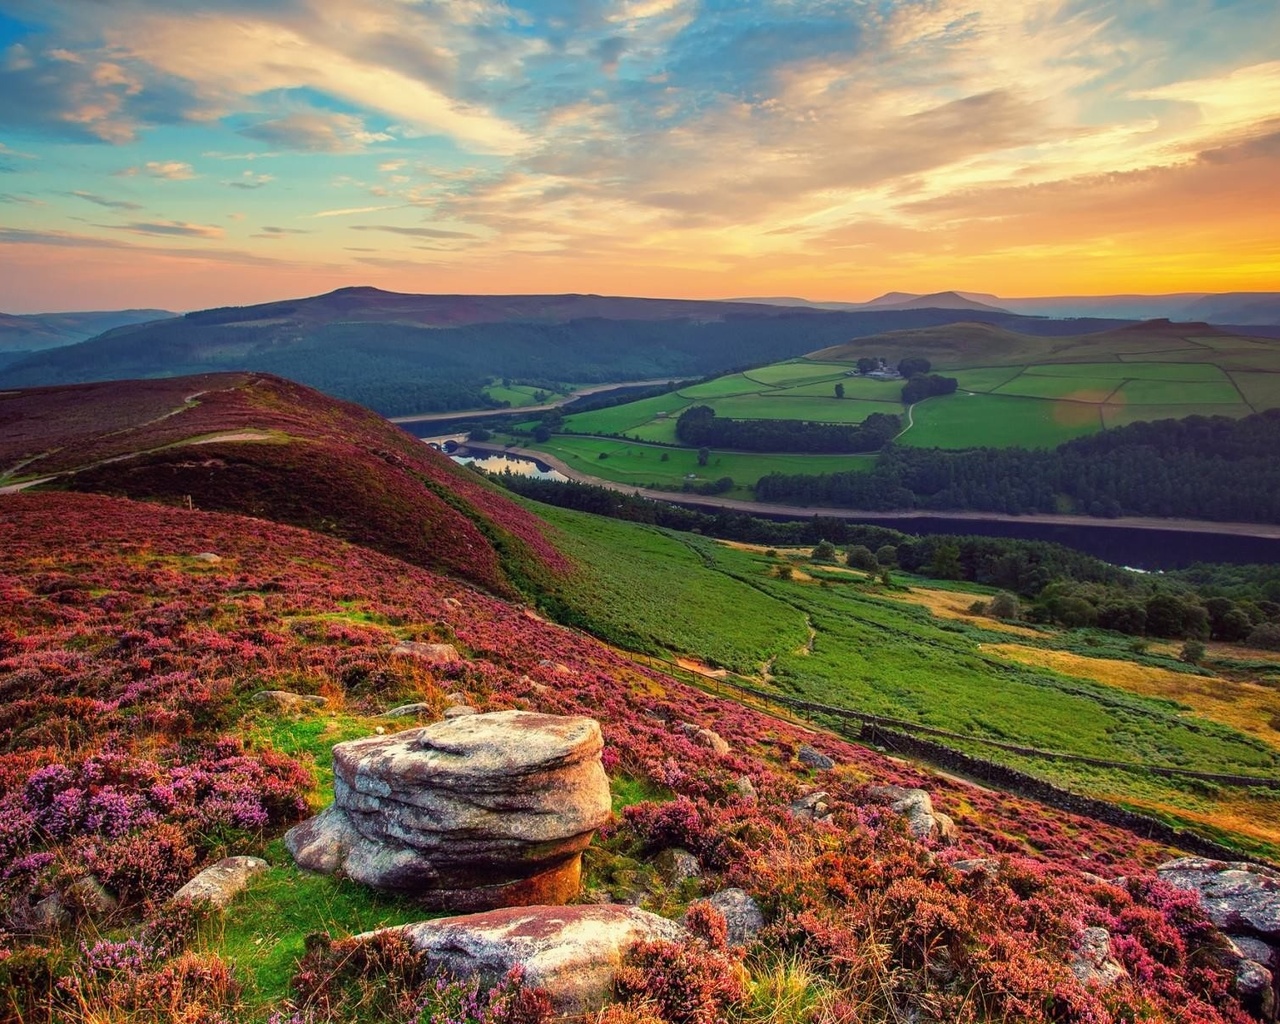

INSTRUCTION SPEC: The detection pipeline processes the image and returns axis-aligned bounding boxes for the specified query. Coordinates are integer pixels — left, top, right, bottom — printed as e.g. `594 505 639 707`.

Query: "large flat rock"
361 904 687 1013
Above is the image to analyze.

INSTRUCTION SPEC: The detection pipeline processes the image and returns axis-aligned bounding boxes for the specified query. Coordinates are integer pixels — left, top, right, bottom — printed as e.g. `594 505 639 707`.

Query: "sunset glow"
1 0 1278 311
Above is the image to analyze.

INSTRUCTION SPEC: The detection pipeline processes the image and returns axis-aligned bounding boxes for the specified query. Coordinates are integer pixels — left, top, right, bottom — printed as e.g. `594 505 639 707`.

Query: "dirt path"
462 441 1280 541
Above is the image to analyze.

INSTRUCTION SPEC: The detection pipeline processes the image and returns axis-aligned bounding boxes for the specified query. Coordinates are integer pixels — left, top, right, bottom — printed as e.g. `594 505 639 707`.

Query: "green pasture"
562 391 693 434
1116 377 1243 405
1231 371 1280 409
1024 361 1229 381
741 360 855 385
483 383 549 407
950 366 1026 392
528 434 873 493
773 376 903 401
526 507 1280 856
902 393 1104 448
993 373 1123 401
677 373 768 398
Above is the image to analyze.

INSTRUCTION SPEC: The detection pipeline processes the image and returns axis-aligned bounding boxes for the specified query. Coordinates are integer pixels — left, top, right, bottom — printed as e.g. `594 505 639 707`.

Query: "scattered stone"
443 705 477 719
380 703 433 718
32 893 68 932
1157 858 1280 938
1069 926 1126 989
952 858 1000 883
654 848 700 885
193 552 222 564
699 888 765 946
1235 960 1276 1022
67 875 118 918
362 905 686 1014
253 690 326 709
286 711 611 910
443 597 462 608
172 856 268 910
394 642 462 665
797 744 835 770
867 785 955 843
734 775 758 803
375 726 386 735
694 728 730 756
446 692 468 704
790 791 831 821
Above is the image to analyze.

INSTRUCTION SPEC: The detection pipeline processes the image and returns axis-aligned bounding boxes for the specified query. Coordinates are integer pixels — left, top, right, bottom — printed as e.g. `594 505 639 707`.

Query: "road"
389 378 681 426
461 441 1280 541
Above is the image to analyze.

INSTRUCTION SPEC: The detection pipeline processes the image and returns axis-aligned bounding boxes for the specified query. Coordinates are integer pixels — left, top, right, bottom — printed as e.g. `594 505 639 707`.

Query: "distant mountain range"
0 286 1128 417
732 290 1280 324
0 308 174 352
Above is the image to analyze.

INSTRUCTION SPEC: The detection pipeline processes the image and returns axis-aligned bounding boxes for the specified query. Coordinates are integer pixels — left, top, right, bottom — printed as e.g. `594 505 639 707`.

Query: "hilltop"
0 373 567 596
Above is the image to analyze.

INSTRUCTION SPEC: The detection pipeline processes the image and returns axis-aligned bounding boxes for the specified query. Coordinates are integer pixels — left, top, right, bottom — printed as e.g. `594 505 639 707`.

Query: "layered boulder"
286 711 610 910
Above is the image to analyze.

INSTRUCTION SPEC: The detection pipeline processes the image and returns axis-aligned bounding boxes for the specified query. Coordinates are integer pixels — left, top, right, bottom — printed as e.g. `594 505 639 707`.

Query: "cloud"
112 220 224 239
252 225 311 239
119 160 197 180
349 224 476 239
310 204 400 218
225 171 274 190
67 190 144 211
240 111 391 153
0 193 42 205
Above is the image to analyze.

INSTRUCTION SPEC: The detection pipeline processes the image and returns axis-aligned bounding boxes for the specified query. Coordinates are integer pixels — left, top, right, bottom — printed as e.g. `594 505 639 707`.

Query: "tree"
1179 640 1207 665
834 382 845 399
856 357 877 375
467 426 492 442
990 591 1021 620
929 540 963 579
811 539 838 562
898 356 932 378
533 425 551 443
846 544 878 571
697 447 710 467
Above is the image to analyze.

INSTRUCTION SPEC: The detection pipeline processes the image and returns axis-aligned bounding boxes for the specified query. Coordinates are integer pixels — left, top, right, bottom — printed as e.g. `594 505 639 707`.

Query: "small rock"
700 888 765 946
867 785 954 843
67 875 118 917
694 728 730 756
380 703 433 718
32 893 68 932
253 690 326 709
375 726 386 735
443 704 477 718
172 856 268 910
363 904 687 1014
393 642 462 664
446 692 468 704
443 598 462 608
1235 960 1276 1022
952 858 1000 883
193 552 222 564
1231 935 1279 970
797 744 835 770
1069 927 1126 989
734 775 758 803
654 848 701 884
790 791 830 820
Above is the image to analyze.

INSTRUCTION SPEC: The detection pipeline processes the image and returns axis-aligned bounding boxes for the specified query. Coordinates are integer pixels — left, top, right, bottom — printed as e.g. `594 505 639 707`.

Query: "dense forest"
755 410 1280 522
675 404 901 453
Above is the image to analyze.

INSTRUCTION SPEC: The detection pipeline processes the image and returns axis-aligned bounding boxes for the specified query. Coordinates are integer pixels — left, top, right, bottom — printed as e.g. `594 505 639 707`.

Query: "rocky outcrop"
253 690 326 709
868 785 957 843
286 711 611 910
172 856 268 910
654 848 700 885
393 642 462 664
1157 858 1280 938
360 904 686 1013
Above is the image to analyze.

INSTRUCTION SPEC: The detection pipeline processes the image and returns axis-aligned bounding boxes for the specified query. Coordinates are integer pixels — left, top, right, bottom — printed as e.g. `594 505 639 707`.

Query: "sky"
0 0 1278 312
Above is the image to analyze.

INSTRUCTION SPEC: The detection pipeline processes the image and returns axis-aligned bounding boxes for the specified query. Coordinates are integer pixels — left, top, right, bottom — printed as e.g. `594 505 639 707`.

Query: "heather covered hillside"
0 373 568 596
0 492 1264 1023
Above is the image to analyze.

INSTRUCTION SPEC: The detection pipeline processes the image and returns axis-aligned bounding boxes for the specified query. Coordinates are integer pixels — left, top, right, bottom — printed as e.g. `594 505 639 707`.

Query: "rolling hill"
0 307 174 352
0 373 568 596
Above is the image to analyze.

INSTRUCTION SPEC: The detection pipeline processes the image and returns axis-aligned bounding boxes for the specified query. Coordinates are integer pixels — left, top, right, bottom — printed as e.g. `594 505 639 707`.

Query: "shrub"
1247 622 1280 650
810 541 838 564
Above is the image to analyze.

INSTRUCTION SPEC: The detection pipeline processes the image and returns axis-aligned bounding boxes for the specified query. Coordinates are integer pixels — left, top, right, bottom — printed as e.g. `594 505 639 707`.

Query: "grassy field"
530 322 1280 491
531 505 1280 856
520 434 873 496
483 383 551 407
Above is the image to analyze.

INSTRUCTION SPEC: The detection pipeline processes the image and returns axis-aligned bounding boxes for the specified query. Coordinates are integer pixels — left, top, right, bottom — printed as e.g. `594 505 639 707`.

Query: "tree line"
675 405 901 453
755 410 1280 523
